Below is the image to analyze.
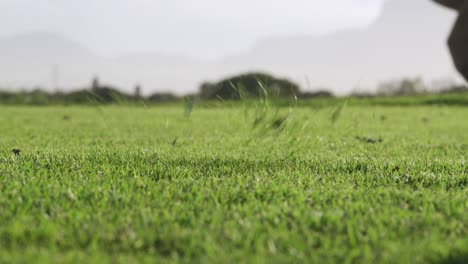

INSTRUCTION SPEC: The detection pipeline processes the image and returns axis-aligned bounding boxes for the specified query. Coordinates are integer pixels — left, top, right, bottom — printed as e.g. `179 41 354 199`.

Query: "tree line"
0 72 465 105
0 72 333 105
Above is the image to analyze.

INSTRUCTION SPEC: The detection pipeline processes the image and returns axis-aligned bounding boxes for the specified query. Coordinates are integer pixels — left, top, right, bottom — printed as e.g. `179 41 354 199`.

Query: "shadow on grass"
435 251 468 264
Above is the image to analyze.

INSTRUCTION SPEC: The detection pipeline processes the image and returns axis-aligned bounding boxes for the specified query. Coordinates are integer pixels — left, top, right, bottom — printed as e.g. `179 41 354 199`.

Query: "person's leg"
449 2 468 81
434 0 464 10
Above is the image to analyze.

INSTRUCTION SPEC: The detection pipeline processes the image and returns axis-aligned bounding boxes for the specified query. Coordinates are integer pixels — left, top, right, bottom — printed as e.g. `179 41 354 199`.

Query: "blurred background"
0 0 465 102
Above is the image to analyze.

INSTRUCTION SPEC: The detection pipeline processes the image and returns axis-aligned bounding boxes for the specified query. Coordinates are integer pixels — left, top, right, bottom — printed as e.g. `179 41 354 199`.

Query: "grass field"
0 102 467 263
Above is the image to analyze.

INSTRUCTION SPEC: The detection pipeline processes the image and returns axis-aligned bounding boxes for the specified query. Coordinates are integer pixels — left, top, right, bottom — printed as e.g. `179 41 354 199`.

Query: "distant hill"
0 32 208 91
0 0 462 93
218 0 462 91
0 32 99 89
0 32 96 62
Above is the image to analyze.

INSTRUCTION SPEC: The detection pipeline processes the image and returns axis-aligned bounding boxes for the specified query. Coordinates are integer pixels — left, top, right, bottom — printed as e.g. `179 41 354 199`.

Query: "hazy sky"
0 0 383 58
0 0 459 93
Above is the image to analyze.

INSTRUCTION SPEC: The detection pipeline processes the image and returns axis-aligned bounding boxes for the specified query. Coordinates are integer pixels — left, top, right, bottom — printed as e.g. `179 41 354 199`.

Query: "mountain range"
0 0 462 94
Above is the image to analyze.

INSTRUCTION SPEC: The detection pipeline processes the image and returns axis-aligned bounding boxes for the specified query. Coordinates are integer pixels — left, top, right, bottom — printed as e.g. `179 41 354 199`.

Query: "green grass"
196 92 468 108
0 104 467 263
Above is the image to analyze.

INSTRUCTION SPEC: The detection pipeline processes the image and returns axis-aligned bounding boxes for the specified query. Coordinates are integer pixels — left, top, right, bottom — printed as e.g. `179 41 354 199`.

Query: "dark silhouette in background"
199 72 300 100
435 0 464 10
0 71 467 105
0 72 324 105
434 0 468 81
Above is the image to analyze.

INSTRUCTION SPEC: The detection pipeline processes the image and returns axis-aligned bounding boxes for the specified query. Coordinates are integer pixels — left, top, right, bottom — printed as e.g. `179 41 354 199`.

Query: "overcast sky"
0 0 383 59
0 0 459 92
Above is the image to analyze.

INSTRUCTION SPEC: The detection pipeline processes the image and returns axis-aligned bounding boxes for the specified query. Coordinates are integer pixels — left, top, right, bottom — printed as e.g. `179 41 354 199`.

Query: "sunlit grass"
0 104 467 263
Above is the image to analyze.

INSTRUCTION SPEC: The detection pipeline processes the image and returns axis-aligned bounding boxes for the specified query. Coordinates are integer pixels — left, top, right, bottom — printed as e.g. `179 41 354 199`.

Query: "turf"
0 104 467 263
